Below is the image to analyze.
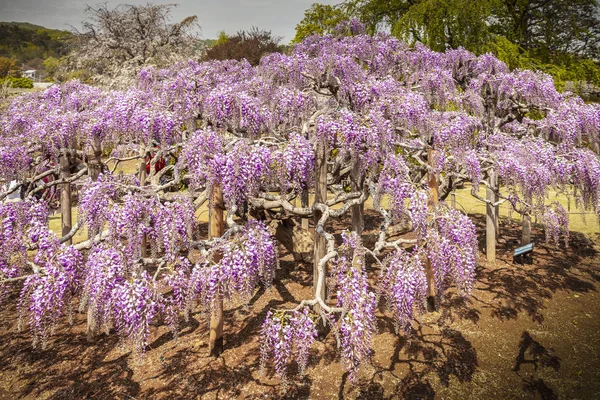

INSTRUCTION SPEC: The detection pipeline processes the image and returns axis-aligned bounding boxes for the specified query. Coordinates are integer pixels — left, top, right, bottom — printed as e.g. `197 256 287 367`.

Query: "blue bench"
513 242 534 264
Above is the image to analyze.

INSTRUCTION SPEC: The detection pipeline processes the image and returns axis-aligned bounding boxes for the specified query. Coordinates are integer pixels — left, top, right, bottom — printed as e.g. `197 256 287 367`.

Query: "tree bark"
85 139 103 342
59 150 72 245
270 219 313 263
313 145 327 304
301 188 309 231
138 147 147 186
495 200 500 243
209 184 225 357
486 170 497 262
351 162 364 235
522 214 531 245
425 148 438 310
88 136 103 181
139 146 148 257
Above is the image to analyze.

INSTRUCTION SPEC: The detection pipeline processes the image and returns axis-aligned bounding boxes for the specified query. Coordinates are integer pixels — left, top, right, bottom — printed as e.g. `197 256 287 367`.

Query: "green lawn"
453 186 599 236
48 184 598 245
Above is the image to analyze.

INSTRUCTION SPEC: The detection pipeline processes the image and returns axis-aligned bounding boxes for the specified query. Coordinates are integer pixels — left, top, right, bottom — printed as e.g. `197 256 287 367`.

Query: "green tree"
328 0 600 94
215 31 229 46
343 0 416 34
0 22 71 64
42 57 61 78
391 0 496 52
490 0 600 63
293 3 349 43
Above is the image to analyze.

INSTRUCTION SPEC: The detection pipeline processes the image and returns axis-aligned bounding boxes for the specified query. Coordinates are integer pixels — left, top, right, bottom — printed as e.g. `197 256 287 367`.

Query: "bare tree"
67 3 201 87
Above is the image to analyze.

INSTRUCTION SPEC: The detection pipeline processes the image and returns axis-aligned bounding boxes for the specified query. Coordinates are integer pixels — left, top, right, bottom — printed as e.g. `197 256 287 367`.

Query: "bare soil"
0 212 599 399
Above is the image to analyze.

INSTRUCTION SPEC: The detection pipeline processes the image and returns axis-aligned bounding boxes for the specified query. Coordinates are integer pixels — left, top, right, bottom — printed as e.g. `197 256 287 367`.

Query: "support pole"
301 188 309 231
486 170 497 262
209 184 225 357
89 136 103 181
522 214 531 246
59 150 72 245
426 148 438 310
86 138 102 341
351 162 364 235
313 144 327 304
138 146 148 258
495 175 500 243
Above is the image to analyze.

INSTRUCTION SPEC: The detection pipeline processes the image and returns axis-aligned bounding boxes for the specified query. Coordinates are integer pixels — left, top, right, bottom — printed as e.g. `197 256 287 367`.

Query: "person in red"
145 152 166 175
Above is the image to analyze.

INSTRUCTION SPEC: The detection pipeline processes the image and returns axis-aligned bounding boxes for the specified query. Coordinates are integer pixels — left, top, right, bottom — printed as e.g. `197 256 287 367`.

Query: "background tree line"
0 22 71 80
4 1 597 99
294 0 600 99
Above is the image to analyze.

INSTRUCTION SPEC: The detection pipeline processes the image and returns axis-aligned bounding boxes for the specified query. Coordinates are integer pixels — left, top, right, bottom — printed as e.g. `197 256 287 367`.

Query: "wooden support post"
351 162 364 235
138 146 148 258
85 139 103 342
425 148 438 310
486 171 497 262
522 214 531 245
301 188 309 231
138 147 147 187
89 136 103 181
313 145 327 304
495 202 500 243
59 150 72 245
495 174 500 243
209 184 225 357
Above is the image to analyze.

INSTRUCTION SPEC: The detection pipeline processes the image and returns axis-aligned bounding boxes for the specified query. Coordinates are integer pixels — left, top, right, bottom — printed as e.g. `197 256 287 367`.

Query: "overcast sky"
0 0 339 43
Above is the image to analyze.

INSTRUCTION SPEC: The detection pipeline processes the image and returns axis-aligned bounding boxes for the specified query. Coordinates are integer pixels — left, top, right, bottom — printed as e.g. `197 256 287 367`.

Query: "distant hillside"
0 22 72 66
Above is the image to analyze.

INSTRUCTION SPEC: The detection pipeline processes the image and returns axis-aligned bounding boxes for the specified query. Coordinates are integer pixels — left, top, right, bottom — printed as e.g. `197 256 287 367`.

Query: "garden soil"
0 212 598 399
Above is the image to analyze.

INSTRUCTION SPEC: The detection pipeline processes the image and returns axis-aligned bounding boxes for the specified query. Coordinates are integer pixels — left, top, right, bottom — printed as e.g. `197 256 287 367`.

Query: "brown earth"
0 212 599 399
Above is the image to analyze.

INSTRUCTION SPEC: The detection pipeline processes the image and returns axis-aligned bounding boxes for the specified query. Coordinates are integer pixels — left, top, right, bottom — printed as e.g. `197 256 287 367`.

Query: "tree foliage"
0 22 71 65
292 3 349 43
491 0 600 62
296 0 600 93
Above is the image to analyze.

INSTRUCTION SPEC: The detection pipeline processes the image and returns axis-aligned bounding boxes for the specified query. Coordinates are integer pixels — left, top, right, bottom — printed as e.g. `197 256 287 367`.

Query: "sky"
0 0 339 43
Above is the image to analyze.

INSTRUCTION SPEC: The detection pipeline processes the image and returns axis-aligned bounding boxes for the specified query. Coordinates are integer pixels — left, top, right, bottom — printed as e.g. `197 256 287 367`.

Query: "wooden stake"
486 170 497 262
301 188 309 231
351 162 364 235
88 136 103 181
425 148 438 310
313 145 327 304
86 138 102 342
209 184 225 357
522 214 531 245
494 174 500 243
59 150 72 245
139 147 148 258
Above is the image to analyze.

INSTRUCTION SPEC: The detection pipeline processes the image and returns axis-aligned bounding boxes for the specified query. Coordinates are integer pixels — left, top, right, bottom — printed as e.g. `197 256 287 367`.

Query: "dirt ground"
0 212 599 399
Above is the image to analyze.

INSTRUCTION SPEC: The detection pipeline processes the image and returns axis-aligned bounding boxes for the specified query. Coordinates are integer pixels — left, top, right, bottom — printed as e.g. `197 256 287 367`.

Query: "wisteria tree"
0 20 599 387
